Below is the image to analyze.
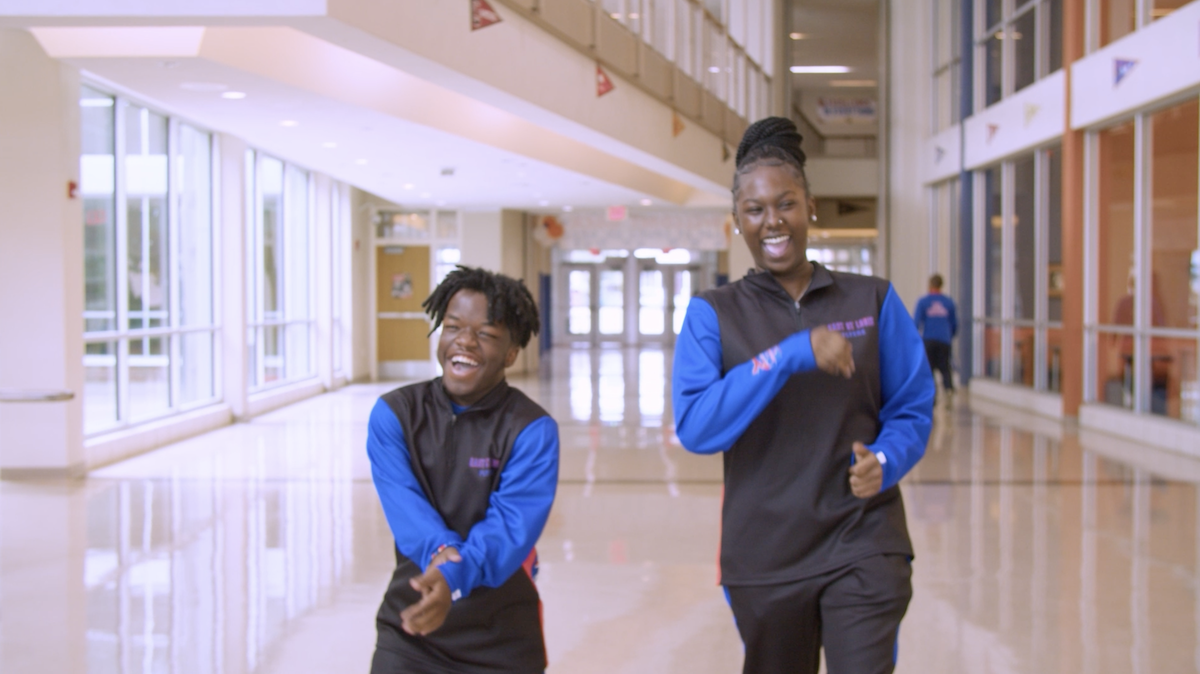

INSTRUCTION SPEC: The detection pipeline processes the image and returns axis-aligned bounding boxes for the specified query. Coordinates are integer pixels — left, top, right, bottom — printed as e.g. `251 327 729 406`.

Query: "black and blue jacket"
367 379 559 672
672 263 934 585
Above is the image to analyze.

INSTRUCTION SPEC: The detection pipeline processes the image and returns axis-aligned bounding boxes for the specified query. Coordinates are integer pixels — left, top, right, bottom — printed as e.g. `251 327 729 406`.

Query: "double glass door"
563 258 700 346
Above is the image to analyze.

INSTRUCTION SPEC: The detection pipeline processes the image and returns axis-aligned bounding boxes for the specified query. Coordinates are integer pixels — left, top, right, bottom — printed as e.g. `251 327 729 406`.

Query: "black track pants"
725 554 912 674
924 339 954 391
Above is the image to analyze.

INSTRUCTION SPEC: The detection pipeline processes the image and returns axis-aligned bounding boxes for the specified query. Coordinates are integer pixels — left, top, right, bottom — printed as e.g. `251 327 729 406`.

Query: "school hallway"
2 344 1197 674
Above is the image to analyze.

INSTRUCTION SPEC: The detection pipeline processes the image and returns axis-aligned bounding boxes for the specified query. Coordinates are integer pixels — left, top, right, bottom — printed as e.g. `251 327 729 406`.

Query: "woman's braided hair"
422 266 540 348
732 116 810 208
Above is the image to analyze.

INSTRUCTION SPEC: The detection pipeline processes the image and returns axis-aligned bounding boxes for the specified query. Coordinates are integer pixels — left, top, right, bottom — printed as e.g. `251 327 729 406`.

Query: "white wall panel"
964 69 1064 169
1071 1 1200 130
924 123 963 184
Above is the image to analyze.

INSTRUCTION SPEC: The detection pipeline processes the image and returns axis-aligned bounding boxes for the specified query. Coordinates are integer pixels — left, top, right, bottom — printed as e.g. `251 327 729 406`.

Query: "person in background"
367 266 558 674
913 274 958 402
672 116 935 674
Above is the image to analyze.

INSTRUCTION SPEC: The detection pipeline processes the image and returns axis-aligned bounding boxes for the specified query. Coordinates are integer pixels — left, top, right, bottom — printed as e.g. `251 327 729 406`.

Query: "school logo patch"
827 315 876 339
751 346 781 375
469 457 500 477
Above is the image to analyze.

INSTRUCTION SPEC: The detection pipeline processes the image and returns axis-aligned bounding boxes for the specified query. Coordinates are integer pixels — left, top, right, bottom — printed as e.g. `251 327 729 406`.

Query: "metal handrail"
0 389 75 403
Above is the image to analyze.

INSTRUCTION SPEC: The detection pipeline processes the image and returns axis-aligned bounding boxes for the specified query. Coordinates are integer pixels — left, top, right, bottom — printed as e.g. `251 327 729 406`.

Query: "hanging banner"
606 205 627 222
672 112 686 137
471 0 502 30
815 97 876 125
596 64 615 97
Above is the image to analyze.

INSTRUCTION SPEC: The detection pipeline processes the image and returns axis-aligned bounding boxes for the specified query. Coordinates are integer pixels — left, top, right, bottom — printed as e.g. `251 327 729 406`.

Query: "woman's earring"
733 226 742 235
810 215 817 222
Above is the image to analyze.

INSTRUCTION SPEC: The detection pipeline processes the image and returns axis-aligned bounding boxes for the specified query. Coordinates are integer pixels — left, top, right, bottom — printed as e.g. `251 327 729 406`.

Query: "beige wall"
0 29 85 476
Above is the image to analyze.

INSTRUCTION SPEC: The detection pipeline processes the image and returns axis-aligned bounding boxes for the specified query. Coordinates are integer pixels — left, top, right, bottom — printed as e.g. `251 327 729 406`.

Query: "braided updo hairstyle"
731 116 810 209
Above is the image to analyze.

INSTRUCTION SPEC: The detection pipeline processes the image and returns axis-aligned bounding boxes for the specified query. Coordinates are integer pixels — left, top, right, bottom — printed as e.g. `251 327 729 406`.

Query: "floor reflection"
3 346 1200 673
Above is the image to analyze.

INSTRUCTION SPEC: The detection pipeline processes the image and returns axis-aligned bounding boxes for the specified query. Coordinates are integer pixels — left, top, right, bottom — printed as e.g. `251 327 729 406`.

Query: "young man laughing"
367 266 559 674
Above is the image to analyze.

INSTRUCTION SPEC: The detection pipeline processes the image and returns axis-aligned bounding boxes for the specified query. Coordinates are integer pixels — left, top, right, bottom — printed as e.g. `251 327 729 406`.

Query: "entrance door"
637 262 700 346
563 262 625 345
376 245 431 379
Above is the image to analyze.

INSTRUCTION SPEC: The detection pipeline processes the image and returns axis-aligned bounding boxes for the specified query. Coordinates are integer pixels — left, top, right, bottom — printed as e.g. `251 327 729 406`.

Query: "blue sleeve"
913 296 926 332
367 398 463 571
436 416 559 601
672 297 817 454
869 286 936 491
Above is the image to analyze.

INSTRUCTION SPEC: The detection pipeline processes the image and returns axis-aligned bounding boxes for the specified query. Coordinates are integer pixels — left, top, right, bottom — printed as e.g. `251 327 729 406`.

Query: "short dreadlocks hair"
422 266 540 348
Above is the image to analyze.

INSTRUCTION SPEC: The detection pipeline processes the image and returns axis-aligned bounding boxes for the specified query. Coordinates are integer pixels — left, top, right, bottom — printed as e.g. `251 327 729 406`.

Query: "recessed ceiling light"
280 120 299 127
708 66 721 73
640 198 653 206
220 91 246 100
562 206 573 212
421 192 431 198
789 32 809 40
180 82 228 92
538 200 550 207
437 200 448 207
791 66 851 74
403 184 414 190
355 158 368 165
322 141 337 149
830 79 877 87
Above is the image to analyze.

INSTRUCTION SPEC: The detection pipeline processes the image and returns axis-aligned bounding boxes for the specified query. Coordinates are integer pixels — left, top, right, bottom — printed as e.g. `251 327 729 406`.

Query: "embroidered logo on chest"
469 456 500 477
826 315 876 339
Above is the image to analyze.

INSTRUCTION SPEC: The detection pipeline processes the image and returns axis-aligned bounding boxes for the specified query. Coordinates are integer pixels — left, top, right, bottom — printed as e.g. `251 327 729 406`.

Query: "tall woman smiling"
672 117 935 674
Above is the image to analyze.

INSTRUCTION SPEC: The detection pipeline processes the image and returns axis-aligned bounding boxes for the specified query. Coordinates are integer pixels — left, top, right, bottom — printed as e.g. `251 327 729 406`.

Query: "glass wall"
932 0 963 132
81 86 218 435
602 0 772 122
977 0 1062 108
1088 98 1199 425
246 152 315 390
975 146 1063 389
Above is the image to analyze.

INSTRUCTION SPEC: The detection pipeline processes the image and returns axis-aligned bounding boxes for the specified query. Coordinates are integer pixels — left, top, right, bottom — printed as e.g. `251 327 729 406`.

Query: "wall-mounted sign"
391 273 413 299
606 205 627 222
815 97 876 125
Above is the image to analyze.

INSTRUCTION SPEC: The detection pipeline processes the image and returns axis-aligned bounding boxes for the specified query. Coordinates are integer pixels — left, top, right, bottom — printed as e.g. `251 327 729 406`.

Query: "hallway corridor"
3 346 1199 673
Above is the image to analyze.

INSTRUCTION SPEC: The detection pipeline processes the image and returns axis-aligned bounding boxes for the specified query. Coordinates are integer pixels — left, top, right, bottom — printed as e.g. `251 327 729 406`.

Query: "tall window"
80 86 217 435
932 0 963 132
977 0 1062 109
1090 100 1199 424
246 152 315 390
974 147 1062 389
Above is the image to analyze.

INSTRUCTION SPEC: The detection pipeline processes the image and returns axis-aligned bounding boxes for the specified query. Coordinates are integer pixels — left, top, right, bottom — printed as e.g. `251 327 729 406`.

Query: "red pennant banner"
596 64 615 97
986 124 999 143
471 0 502 31
672 112 685 137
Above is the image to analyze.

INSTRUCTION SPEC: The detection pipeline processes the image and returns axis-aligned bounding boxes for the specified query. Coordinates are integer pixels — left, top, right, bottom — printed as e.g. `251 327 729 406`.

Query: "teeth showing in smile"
762 235 790 245
450 355 479 367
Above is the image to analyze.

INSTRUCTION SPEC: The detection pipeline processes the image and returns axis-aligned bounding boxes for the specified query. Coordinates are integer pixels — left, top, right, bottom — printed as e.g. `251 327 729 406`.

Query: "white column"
313 173 334 390
0 29 85 477
217 134 250 420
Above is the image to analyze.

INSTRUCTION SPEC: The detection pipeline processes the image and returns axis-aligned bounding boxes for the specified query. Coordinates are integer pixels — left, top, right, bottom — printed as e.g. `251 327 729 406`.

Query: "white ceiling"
788 0 880 116
74 55 661 212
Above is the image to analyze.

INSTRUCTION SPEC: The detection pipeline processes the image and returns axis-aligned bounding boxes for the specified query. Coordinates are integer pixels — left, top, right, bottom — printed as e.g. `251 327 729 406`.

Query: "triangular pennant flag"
596 64 615 97
934 146 946 164
1114 59 1137 86
672 112 685 137
722 144 731 162
987 124 999 143
1024 103 1040 127
470 0 502 31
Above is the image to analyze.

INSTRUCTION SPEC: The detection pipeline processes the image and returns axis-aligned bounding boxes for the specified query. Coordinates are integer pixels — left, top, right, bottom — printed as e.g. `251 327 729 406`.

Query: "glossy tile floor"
4 346 1200 673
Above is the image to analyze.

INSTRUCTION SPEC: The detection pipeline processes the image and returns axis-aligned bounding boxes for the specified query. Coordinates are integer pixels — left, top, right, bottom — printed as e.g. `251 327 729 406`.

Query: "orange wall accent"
1061 0 1085 416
